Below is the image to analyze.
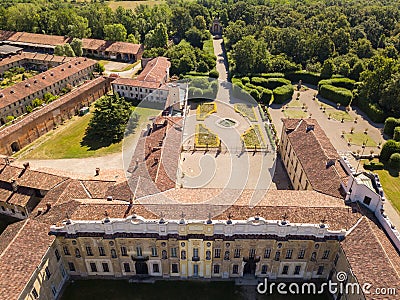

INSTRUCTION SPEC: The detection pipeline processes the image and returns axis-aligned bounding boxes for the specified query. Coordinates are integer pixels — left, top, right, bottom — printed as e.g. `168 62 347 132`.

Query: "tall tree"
171 7 193 38
104 24 127 42
145 23 168 48
70 39 83 57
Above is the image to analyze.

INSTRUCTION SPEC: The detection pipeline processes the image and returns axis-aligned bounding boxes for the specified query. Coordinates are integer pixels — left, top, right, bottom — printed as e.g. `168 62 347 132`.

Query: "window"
162 250 167 259
294 265 301 275
311 252 316 261
136 246 142 257
121 246 128 256
90 262 97 272
51 285 57 297
206 250 211 260
233 264 239 274
264 249 271 258
274 251 280 261
55 249 61 261
317 266 324 275
213 265 220 274
224 251 230 260
124 263 131 273
111 249 117 258
60 265 66 278
171 263 179 273
171 247 177 257
234 249 241 258
286 249 293 259
68 262 76 272
214 248 221 258
363 196 372 206
151 247 158 257
102 263 109 272
153 263 160 273
75 248 81 258
334 254 339 266
98 246 106 256
298 249 305 259
45 266 51 279
86 246 93 256
32 288 39 299
181 250 186 260
261 265 268 274
322 250 330 259
193 248 199 258
63 246 70 256
249 248 256 258
282 265 289 275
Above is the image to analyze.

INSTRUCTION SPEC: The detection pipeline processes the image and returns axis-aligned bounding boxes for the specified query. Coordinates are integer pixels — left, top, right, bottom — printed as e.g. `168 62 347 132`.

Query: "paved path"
213 37 228 81
103 61 141 78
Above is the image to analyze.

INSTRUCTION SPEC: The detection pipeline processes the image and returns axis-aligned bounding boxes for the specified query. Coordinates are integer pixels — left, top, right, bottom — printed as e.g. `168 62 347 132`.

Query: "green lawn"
19 106 159 159
0 71 38 89
283 109 308 119
287 100 303 108
111 61 141 72
203 38 214 57
328 110 353 122
375 168 400 212
344 132 377 147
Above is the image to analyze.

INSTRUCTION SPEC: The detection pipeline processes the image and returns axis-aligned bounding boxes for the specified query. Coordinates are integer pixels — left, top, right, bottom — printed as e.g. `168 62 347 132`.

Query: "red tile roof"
81 38 142 55
282 118 346 198
136 57 170 83
0 57 96 110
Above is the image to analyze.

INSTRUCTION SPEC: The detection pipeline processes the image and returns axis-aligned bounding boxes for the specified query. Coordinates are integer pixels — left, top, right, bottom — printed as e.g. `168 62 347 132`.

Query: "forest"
1 0 400 121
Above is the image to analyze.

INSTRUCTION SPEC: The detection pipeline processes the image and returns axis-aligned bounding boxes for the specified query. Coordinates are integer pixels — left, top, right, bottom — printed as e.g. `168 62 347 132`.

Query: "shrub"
285 71 321 86
319 84 353 106
273 84 294 104
241 77 250 85
356 100 386 123
394 127 400 142
363 161 385 170
384 117 400 136
209 69 219 78
259 88 273 104
250 77 291 90
258 73 285 78
389 153 400 169
318 78 356 91
380 140 400 161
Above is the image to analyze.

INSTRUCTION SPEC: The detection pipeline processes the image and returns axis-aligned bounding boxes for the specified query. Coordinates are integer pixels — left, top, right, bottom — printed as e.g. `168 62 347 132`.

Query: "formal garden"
241 124 266 149
196 102 217 121
234 103 258 122
194 123 220 148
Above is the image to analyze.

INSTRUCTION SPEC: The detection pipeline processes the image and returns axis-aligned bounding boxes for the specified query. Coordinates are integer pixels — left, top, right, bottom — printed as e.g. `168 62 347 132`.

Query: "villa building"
112 57 171 103
279 118 348 198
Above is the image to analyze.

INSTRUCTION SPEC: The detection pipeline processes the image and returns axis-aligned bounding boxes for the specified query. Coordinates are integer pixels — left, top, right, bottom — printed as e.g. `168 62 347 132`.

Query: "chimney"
45 203 51 212
95 168 100 176
306 124 315 132
11 180 18 192
23 162 30 169
107 196 113 201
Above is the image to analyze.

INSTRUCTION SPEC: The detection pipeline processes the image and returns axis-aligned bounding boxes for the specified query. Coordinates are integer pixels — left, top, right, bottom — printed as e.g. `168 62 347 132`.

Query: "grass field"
374 168 400 212
287 100 303 108
111 60 141 72
283 109 308 119
328 110 353 122
107 0 165 10
242 124 266 149
344 132 377 147
19 105 159 159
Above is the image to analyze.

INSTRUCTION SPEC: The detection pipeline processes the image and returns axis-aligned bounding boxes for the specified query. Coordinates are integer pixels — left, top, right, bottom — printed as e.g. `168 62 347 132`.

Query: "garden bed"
234 103 257 122
241 124 266 149
195 124 220 148
196 102 217 120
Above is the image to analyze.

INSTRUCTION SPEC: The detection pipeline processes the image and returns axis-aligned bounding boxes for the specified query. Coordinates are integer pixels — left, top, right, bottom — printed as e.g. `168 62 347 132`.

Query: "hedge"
363 161 385 170
257 73 285 78
319 84 353 106
389 153 400 169
380 140 400 161
250 77 291 90
356 99 386 123
273 84 294 104
318 78 356 91
394 127 400 141
209 69 219 78
384 117 400 136
285 71 321 86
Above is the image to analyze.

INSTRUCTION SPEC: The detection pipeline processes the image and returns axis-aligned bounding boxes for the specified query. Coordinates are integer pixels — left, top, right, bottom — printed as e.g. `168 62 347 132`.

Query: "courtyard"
179 79 276 190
